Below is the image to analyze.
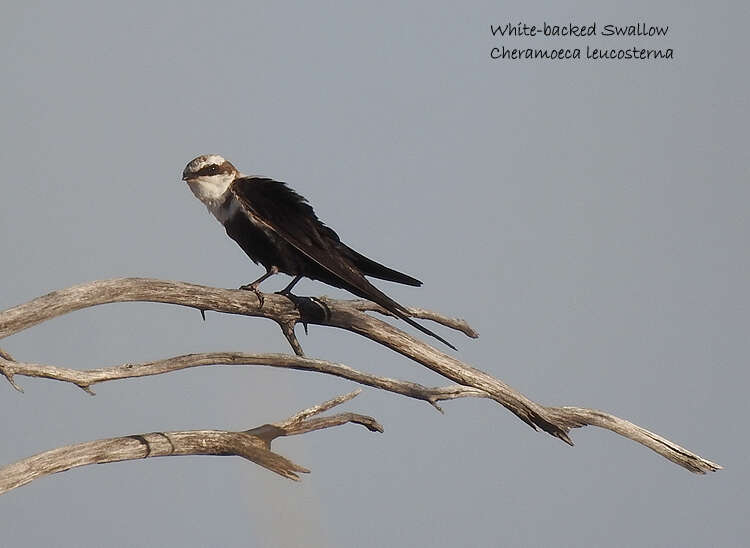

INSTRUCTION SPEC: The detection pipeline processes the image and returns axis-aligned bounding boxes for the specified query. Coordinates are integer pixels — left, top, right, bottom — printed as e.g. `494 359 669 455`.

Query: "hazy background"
1 2 747 546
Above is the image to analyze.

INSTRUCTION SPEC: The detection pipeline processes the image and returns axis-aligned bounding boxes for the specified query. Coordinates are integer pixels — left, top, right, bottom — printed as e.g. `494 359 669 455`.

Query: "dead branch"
0 391 381 494
0 351 488 412
0 278 721 474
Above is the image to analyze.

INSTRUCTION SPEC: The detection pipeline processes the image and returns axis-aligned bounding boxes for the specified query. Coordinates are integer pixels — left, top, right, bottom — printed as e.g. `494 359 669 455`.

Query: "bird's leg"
276 275 303 297
239 266 279 307
274 275 330 336
273 274 307 330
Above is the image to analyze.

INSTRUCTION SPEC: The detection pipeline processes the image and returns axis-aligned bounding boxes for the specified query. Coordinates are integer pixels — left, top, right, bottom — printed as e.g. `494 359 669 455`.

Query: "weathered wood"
0 278 722 474
0 352 488 411
0 391 381 493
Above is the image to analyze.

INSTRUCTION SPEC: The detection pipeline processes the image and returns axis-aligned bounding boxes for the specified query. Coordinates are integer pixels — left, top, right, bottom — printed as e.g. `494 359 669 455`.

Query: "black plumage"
223 176 455 350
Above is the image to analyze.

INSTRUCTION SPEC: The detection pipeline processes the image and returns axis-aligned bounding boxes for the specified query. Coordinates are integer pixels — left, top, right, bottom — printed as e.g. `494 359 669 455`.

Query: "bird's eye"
196 164 221 177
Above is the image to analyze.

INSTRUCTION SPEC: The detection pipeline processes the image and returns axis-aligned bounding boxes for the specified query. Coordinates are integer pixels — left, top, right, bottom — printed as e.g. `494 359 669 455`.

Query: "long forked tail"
347 249 423 287
348 278 456 351
391 307 457 351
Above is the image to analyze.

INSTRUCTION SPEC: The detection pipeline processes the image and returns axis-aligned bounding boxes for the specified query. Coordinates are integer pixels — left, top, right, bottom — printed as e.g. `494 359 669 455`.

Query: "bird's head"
182 154 239 206
182 154 239 182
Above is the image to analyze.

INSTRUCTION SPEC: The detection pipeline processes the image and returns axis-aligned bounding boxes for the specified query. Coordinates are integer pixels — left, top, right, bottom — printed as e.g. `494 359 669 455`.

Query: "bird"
181 154 455 350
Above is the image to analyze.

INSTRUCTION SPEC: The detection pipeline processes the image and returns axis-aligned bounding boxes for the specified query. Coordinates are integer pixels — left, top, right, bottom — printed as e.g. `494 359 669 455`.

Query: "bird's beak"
181 173 190 182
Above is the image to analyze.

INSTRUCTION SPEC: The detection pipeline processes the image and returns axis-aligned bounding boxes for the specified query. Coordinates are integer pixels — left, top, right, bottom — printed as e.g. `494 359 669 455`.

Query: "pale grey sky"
1 2 747 547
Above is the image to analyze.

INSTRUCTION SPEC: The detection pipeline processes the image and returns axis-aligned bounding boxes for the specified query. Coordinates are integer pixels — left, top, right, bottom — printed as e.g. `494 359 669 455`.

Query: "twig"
347 300 479 338
0 347 23 393
277 320 305 356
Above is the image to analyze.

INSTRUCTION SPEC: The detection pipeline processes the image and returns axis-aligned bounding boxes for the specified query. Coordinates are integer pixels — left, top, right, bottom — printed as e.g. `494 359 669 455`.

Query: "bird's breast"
213 196 242 224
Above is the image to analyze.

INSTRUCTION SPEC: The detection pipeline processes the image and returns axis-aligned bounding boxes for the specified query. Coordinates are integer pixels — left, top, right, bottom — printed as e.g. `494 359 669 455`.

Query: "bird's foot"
238 267 280 308
274 289 301 311
275 293 330 335
239 283 265 308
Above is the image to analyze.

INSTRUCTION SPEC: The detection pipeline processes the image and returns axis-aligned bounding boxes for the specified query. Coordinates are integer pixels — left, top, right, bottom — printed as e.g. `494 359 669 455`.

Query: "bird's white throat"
186 174 234 217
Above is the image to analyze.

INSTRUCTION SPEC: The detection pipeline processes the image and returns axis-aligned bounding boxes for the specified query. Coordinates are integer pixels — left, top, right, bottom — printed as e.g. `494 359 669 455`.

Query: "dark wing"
230 177 454 350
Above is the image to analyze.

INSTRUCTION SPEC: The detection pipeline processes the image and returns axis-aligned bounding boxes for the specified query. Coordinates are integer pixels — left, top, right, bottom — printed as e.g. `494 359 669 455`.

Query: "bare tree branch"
547 407 721 474
0 391 380 494
347 300 480 338
0 278 722 474
0 352 488 411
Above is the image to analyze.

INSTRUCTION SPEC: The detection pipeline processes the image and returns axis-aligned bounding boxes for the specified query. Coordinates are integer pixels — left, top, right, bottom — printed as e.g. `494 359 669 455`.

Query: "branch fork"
0 391 380 494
